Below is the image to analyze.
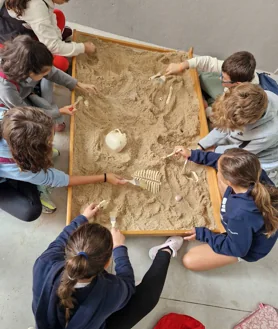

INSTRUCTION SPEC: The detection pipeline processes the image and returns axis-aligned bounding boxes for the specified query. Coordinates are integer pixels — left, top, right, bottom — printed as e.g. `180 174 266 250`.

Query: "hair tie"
77 251 88 260
68 275 75 281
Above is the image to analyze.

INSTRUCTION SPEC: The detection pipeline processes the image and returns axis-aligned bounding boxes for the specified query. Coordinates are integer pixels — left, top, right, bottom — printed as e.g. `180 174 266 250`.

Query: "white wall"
62 0 278 71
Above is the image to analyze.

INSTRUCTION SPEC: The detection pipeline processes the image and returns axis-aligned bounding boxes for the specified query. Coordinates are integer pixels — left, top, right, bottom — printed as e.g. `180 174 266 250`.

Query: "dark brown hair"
0 35 53 81
222 51 256 83
211 83 268 130
0 107 54 172
219 148 278 238
5 0 31 17
57 223 113 324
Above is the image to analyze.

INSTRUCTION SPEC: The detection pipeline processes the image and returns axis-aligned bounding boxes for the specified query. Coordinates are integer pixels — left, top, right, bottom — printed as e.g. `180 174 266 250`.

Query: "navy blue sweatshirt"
190 150 278 262
32 215 135 329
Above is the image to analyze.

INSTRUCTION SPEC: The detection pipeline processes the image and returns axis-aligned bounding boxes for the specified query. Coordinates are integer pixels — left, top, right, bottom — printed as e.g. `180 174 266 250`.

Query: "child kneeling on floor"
0 107 126 221
0 35 96 131
32 203 184 329
198 83 278 180
168 147 278 271
165 50 278 107
1 0 96 71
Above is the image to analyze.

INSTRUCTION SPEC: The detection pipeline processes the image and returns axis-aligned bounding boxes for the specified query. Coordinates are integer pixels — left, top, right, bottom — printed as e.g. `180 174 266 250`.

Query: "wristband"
104 173 107 182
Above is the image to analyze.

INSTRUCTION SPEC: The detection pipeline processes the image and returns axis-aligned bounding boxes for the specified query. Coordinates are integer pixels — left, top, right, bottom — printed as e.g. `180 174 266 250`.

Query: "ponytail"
57 223 113 325
57 256 89 325
251 181 278 238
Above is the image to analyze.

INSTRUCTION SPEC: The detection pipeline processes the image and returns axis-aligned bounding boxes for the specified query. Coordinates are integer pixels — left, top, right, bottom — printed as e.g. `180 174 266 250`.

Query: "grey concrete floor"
0 27 278 329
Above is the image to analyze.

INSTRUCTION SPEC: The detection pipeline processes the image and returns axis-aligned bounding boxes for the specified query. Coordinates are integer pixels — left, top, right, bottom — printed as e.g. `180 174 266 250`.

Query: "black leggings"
0 179 42 222
106 250 171 329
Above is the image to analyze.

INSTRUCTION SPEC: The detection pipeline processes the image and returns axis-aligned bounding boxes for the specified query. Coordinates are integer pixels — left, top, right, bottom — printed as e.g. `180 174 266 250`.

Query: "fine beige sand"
71 35 215 231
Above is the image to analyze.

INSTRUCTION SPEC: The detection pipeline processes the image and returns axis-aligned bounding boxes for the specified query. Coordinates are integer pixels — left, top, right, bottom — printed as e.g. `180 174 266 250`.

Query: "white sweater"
7 0 85 57
187 56 260 85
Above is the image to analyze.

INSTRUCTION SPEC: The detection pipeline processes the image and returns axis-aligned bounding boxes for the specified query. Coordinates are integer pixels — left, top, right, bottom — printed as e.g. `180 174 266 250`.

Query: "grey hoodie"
0 66 77 118
199 91 278 166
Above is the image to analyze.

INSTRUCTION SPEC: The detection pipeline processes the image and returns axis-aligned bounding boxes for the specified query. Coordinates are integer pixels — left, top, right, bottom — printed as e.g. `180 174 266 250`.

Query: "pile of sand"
71 36 215 231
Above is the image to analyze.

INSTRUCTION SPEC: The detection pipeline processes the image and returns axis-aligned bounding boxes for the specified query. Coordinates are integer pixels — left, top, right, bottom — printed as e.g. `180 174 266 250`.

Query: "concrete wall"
62 0 278 71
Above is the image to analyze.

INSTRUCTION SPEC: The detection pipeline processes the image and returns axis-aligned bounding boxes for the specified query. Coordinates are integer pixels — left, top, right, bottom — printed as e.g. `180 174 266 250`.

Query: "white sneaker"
149 236 184 260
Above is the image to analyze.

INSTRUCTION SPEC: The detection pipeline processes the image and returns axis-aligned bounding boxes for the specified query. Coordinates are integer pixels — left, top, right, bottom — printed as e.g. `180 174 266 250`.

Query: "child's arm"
42 215 88 256
166 56 224 75
198 128 228 150
196 214 253 258
112 246 136 308
189 149 221 169
16 1 85 57
45 67 77 90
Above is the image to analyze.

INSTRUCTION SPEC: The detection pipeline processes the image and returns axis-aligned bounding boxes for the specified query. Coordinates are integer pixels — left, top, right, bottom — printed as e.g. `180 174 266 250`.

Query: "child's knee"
182 253 198 271
53 56 69 72
22 204 42 222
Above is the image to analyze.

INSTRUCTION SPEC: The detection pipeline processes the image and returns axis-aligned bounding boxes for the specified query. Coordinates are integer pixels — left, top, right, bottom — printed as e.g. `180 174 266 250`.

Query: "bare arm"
68 173 126 186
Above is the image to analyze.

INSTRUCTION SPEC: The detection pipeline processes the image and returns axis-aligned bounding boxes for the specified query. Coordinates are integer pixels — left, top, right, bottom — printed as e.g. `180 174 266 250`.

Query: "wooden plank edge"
66 29 77 226
67 31 224 234
188 53 225 233
74 30 175 53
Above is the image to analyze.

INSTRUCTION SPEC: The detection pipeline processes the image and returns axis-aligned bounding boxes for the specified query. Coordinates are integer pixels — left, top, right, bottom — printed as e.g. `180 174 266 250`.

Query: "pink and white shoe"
149 236 184 260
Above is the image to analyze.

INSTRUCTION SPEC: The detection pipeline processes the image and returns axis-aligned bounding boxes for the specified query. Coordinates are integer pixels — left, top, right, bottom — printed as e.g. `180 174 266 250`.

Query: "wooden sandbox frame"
66 30 224 235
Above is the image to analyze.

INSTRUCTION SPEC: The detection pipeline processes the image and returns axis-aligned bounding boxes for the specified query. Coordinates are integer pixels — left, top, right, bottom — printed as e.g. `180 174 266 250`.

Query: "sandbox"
67 31 223 235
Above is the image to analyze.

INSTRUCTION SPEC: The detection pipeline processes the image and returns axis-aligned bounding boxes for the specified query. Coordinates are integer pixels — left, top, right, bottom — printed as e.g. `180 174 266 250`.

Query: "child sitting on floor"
0 0 96 71
165 50 278 107
198 83 278 176
32 202 183 329
0 107 126 220
152 147 278 272
0 35 96 131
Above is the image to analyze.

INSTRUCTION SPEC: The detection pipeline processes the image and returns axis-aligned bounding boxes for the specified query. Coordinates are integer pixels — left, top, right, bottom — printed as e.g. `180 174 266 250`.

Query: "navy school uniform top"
32 215 135 329
190 150 278 262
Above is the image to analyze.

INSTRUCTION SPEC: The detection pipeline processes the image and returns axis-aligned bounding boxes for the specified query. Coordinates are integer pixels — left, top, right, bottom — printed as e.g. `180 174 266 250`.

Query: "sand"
71 35 215 231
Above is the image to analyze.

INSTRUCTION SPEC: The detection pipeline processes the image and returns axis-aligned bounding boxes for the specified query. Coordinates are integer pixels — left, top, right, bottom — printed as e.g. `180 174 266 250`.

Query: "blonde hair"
219 148 278 238
210 83 268 130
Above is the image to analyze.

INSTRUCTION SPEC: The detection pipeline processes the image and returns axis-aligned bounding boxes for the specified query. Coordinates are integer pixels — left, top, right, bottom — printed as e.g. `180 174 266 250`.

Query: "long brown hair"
211 83 268 131
5 0 31 17
0 35 53 81
0 107 54 172
219 148 278 237
57 223 113 324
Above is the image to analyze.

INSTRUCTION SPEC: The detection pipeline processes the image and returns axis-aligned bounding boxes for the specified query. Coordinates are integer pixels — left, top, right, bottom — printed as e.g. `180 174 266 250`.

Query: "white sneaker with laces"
149 236 184 260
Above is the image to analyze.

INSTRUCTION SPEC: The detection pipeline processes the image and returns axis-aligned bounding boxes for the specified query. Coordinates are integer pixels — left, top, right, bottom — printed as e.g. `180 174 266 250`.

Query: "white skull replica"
105 129 127 153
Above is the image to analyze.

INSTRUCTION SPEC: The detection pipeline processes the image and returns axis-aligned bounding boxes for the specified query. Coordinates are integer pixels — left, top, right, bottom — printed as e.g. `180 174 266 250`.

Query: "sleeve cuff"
113 245 128 259
188 58 197 69
195 227 204 241
73 214 88 225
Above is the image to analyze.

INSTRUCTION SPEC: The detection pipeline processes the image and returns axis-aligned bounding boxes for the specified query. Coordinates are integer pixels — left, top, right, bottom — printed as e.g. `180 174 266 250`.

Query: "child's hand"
106 173 127 185
111 228 125 249
165 61 189 76
84 41 96 54
76 82 98 94
205 146 216 152
59 105 77 116
184 228 196 241
82 203 99 220
174 146 191 159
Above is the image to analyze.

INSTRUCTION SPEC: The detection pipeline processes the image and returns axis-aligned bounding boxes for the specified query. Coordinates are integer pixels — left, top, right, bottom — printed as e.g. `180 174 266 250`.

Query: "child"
0 107 126 221
0 35 96 131
165 50 278 105
32 202 184 329
0 0 96 71
197 83 278 173
165 146 277 271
